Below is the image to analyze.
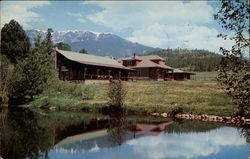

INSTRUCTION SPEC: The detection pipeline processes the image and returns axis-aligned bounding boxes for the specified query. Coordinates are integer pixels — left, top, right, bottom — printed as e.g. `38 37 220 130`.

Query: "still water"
1 107 249 159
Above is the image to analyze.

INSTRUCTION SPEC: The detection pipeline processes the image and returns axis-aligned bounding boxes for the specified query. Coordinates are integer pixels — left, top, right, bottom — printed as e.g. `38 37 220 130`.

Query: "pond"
0 107 249 159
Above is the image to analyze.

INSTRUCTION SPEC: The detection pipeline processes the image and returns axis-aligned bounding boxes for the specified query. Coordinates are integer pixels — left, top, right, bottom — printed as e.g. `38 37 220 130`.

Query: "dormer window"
127 60 133 66
151 60 160 64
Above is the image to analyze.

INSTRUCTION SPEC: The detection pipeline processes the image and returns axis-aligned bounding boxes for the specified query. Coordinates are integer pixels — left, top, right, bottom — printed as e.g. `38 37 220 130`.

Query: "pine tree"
44 28 54 54
1 19 31 64
9 35 54 101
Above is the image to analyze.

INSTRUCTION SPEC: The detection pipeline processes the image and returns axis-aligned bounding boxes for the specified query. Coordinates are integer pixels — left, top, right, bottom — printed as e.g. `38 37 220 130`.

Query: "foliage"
0 55 12 104
147 48 222 71
79 49 88 54
108 80 126 108
214 0 250 116
54 42 71 51
1 19 31 64
8 35 54 101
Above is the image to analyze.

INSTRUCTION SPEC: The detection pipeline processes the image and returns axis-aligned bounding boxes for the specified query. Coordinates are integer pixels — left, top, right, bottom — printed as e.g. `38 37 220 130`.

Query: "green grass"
124 80 236 116
29 72 236 116
192 71 219 81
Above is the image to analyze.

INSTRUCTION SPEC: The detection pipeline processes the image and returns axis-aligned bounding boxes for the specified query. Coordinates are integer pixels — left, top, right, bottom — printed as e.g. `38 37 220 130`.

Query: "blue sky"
1 1 234 53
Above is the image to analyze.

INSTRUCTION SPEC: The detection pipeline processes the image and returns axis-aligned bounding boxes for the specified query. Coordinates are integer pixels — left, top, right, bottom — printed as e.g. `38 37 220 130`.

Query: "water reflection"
107 113 131 146
131 121 173 136
0 107 54 159
0 108 249 159
127 127 248 159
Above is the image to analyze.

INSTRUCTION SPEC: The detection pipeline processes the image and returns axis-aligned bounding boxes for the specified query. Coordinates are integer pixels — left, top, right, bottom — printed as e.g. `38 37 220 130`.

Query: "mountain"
25 29 158 58
146 49 222 72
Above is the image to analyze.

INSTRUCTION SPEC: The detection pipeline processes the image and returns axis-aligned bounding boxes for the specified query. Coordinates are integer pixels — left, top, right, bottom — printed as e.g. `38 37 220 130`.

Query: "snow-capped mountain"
25 29 159 58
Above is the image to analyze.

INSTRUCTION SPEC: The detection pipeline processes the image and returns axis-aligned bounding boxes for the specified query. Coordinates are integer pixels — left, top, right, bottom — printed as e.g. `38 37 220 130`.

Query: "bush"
107 80 126 108
170 107 184 116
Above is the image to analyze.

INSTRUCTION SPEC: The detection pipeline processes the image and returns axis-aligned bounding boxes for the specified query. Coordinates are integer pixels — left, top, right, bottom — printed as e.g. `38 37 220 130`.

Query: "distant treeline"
146 49 222 71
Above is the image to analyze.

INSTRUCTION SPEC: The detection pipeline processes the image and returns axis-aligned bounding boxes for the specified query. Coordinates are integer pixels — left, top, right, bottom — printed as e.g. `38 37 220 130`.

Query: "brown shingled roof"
118 55 173 70
118 55 165 61
56 49 133 70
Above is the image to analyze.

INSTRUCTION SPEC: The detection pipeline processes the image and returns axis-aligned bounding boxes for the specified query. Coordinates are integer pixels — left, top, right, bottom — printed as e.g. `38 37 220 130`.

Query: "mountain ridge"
25 29 159 58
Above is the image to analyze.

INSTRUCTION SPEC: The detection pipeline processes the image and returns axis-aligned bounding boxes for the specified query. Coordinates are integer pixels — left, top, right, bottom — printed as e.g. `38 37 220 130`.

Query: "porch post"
84 67 87 80
156 69 159 80
97 69 100 79
118 71 121 80
108 70 111 79
78 69 81 80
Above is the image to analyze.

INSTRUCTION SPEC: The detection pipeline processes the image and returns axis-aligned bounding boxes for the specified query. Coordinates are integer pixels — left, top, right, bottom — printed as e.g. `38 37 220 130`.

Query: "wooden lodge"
54 49 135 82
118 55 174 80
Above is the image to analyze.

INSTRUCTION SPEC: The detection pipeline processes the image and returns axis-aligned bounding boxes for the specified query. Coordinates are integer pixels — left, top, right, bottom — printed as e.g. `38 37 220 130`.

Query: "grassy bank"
28 72 236 116
125 80 235 116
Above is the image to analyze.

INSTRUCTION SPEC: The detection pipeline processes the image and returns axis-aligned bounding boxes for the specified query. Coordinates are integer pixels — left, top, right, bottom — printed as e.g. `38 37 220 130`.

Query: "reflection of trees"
165 120 226 134
0 107 54 159
238 125 250 144
107 113 131 146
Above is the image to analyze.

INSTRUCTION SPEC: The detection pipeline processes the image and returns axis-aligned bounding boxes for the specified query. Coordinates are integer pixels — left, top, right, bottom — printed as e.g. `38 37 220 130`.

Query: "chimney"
133 53 136 59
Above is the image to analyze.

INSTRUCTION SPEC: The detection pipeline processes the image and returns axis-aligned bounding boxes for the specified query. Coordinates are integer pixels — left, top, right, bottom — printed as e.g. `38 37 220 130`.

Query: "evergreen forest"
146 49 222 72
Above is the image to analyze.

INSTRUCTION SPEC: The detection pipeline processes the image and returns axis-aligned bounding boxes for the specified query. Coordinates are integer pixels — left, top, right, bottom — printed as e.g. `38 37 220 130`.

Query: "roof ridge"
56 49 132 70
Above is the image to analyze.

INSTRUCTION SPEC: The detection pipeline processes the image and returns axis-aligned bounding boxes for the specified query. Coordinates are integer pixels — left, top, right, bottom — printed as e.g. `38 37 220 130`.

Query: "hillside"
146 49 222 71
25 29 158 58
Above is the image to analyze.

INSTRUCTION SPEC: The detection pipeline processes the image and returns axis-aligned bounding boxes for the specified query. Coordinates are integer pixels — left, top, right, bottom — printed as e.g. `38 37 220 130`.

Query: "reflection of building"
118 55 173 80
54 121 174 153
54 130 112 153
54 48 135 82
131 121 174 136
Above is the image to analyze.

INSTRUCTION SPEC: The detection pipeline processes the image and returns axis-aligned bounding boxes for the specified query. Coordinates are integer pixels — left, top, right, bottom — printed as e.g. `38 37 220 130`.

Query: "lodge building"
54 48 135 83
54 48 194 82
118 55 174 80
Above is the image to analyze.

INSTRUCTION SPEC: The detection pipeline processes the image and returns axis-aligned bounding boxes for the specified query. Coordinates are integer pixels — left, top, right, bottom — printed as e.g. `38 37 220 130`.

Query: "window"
127 60 132 66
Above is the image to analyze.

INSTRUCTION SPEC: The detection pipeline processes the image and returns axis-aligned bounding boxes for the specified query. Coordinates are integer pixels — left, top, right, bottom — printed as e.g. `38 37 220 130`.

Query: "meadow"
29 72 236 116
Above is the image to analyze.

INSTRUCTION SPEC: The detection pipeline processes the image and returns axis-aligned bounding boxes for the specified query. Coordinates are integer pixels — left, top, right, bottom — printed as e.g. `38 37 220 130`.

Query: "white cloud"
128 23 234 52
85 1 214 30
67 12 87 24
77 18 86 23
67 12 82 17
126 127 246 159
84 1 233 52
0 1 50 28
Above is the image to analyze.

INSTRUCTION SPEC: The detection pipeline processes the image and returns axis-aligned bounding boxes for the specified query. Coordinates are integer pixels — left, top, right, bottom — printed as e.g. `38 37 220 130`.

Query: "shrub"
107 80 126 108
170 107 184 116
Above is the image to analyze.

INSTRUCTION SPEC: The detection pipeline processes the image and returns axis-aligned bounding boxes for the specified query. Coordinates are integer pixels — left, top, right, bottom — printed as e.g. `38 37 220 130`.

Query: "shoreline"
23 104 250 126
